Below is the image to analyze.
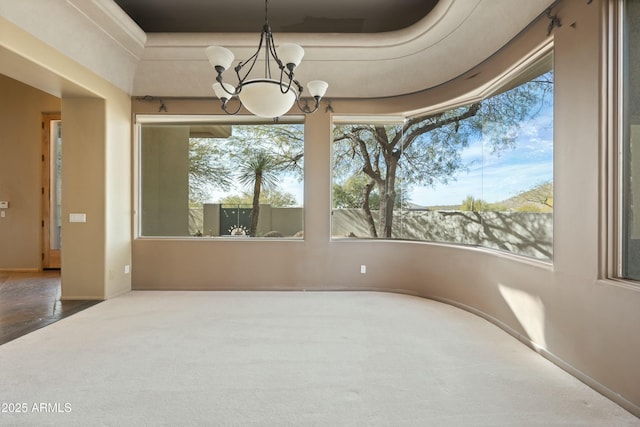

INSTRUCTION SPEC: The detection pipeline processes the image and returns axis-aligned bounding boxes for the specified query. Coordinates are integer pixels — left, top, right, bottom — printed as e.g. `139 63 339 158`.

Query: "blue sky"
408 106 553 206
208 103 553 208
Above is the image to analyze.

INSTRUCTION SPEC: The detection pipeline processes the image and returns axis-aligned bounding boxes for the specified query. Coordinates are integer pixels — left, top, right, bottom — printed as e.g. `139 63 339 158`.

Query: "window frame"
330 47 554 263
133 114 306 240
604 0 640 287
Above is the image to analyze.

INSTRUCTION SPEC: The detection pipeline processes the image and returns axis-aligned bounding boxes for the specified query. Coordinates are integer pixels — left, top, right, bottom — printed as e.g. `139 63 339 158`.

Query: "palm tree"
237 151 281 236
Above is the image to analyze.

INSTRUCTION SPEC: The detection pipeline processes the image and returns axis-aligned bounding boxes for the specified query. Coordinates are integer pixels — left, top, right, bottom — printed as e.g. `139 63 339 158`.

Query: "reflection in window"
622 0 640 280
140 121 304 238
332 58 554 260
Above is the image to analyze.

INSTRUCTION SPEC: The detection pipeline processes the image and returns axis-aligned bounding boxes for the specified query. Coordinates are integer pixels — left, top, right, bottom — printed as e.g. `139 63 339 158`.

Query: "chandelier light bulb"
277 43 304 69
212 82 236 101
307 80 329 99
206 46 234 72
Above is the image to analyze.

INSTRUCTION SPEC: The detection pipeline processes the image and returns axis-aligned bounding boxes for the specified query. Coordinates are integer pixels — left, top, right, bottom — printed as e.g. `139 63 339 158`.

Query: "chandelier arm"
220 98 243 115
215 75 239 96
236 29 267 83
236 57 258 86
267 33 283 72
295 97 321 114
273 51 297 88
269 32 297 96
279 67 295 95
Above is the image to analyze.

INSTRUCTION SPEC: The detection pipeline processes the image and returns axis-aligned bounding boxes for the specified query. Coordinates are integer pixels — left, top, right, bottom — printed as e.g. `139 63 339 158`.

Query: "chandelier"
205 0 329 119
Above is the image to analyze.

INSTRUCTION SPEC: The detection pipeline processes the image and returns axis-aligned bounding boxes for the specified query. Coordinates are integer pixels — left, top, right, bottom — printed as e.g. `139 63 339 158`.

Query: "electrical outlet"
360 265 366 274
124 265 130 274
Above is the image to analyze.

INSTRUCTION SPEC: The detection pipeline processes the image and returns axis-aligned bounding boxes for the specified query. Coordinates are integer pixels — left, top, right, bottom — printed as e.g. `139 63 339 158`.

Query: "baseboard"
105 287 131 299
60 296 104 301
429 295 640 418
0 268 41 272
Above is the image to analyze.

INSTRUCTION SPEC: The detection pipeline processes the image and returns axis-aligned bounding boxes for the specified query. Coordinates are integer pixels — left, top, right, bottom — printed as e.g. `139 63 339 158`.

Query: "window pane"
332 58 553 261
622 0 640 279
140 122 304 238
332 123 404 239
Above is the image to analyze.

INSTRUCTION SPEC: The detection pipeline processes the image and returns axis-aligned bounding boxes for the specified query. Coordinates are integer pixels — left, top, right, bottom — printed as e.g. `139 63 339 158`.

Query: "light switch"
0 201 8 209
69 213 87 223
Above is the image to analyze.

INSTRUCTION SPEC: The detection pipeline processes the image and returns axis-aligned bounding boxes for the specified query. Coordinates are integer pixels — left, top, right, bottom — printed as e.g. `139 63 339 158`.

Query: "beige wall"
104 86 134 299
0 75 61 270
1 0 638 418
131 1 640 415
0 16 132 299
60 98 107 298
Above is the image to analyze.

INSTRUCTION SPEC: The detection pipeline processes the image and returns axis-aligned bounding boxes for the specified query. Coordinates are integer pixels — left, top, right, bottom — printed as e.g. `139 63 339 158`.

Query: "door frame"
42 112 61 269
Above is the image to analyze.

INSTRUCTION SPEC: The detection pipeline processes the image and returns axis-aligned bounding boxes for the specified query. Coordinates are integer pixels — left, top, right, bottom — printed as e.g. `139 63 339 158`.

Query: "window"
621 0 640 279
332 57 554 260
138 117 304 238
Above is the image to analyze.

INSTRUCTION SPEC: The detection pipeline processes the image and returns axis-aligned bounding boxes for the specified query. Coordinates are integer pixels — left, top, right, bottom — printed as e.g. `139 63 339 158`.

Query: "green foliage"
507 181 553 212
187 123 304 205
457 181 553 212
332 174 406 209
188 138 232 203
489 202 508 212
460 196 491 212
237 150 281 190
230 124 304 178
333 174 380 208
237 150 287 236
218 188 297 207
332 70 554 237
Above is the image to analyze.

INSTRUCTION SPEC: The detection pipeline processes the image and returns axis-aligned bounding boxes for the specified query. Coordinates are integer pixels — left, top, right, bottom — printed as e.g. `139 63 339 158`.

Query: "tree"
333 71 553 238
188 124 304 205
189 138 231 204
230 124 305 178
237 150 282 236
333 174 379 209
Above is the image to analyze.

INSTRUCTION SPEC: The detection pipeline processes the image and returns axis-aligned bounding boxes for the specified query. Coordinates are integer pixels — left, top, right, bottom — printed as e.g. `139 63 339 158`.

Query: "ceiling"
126 0 555 99
0 0 557 100
113 0 440 33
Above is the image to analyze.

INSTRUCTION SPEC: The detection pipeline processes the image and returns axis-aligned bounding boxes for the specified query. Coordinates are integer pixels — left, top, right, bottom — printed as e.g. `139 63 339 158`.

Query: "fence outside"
188 205 552 260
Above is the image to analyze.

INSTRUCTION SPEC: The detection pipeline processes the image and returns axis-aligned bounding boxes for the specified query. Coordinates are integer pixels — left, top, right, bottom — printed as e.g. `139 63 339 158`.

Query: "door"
42 113 62 269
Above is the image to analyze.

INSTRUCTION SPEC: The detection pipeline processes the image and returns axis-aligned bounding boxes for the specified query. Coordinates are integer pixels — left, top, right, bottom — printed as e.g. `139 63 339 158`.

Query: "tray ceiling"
113 0 440 33
0 0 557 99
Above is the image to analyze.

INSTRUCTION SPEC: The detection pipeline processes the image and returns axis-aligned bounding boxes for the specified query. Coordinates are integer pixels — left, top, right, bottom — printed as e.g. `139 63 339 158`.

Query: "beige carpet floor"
0 291 638 426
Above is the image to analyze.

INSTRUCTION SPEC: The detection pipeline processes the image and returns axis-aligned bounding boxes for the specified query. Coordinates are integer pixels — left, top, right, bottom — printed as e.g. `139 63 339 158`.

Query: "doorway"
42 113 62 269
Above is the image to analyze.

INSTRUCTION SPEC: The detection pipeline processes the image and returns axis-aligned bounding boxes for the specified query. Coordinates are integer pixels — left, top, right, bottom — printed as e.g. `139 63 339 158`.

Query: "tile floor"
0 270 100 345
